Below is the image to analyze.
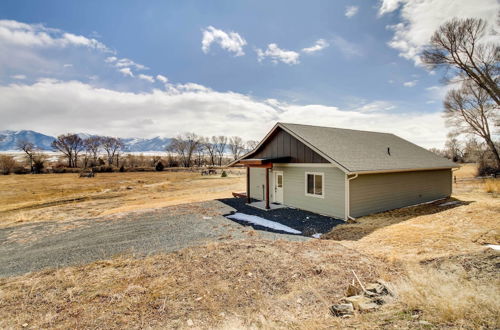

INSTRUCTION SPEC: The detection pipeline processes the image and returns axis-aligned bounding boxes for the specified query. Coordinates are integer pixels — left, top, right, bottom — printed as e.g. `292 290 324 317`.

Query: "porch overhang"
238 156 292 166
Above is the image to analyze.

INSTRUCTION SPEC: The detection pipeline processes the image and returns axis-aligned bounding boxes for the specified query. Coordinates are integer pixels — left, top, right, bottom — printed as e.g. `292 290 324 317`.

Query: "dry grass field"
0 170 245 228
0 164 499 329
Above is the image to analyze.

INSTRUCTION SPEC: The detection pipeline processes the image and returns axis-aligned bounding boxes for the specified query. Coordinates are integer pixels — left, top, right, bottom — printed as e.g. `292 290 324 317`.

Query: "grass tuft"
394 264 500 328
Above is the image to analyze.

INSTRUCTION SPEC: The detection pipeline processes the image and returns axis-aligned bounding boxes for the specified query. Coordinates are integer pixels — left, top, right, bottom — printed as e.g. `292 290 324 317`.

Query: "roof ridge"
278 122 394 135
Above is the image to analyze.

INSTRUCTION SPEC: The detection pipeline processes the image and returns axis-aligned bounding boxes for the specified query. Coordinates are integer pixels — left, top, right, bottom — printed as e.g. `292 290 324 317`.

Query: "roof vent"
387 147 391 156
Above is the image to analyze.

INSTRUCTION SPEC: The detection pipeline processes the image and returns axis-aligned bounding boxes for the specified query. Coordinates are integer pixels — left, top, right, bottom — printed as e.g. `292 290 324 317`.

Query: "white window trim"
305 172 325 199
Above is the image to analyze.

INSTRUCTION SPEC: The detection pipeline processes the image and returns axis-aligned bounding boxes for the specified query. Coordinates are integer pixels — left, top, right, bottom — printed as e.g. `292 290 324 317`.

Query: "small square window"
306 173 323 197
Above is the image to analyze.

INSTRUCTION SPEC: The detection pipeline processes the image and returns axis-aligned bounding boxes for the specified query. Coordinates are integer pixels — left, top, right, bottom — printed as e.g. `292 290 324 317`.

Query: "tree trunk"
485 138 500 169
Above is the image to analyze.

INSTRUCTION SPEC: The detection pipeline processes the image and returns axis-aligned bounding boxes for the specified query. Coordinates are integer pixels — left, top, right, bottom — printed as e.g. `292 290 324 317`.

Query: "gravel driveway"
0 200 307 277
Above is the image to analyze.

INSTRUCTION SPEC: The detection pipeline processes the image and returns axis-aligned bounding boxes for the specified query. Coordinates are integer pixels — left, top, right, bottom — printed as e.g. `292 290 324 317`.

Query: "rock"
377 280 394 296
358 302 380 312
365 283 385 294
330 303 354 317
187 319 194 327
418 320 431 326
21 324 28 328
345 284 361 297
342 295 372 310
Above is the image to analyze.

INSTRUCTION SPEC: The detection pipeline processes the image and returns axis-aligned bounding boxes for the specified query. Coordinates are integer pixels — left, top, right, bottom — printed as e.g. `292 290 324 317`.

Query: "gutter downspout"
344 173 358 221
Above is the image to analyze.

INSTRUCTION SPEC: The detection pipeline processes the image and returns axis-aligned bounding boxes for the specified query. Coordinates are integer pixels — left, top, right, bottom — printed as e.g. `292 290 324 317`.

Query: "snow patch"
486 244 500 251
439 201 460 207
227 212 301 234
312 233 322 239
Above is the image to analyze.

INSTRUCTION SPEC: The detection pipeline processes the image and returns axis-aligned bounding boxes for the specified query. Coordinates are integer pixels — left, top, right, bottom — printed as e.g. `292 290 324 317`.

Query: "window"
305 172 324 198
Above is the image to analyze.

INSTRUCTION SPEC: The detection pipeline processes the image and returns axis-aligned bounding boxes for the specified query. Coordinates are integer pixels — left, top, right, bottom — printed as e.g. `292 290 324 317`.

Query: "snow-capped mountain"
0 130 172 152
0 130 55 151
122 137 172 152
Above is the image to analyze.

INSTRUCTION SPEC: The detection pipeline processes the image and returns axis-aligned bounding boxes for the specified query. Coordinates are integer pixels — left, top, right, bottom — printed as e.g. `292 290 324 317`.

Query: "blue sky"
0 0 498 147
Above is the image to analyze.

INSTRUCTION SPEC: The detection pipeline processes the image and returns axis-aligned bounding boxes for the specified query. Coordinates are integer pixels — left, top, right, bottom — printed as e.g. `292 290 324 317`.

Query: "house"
230 122 457 220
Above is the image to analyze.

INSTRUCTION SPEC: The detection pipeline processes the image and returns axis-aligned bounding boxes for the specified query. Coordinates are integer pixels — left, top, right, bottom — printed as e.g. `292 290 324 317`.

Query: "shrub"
221 170 227 177
33 158 45 174
13 166 30 174
119 165 125 172
0 155 18 175
155 162 164 171
484 179 500 194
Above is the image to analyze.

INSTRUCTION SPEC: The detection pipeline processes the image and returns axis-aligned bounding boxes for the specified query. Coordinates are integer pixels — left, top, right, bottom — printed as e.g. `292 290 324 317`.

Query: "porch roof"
238 156 291 166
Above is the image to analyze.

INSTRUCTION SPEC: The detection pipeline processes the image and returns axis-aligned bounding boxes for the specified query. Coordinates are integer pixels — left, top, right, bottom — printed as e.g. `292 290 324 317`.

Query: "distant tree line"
0 132 259 175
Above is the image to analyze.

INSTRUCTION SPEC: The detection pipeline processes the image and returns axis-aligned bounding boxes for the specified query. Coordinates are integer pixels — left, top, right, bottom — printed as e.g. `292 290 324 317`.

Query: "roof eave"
349 166 458 175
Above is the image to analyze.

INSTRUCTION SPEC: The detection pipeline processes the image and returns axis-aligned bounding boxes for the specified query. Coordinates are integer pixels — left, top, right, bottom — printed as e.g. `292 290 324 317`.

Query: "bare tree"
229 136 245 160
84 136 102 167
421 18 500 105
444 80 500 168
0 155 17 175
17 140 35 173
245 140 259 151
101 137 124 166
167 133 200 167
51 134 84 167
444 133 464 162
212 136 227 166
203 137 217 166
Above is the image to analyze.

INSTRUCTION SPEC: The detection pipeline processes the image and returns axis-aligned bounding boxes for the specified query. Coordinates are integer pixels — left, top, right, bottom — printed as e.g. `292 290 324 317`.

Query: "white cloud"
302 39 329 54
355 100 396 112
256 43 300 65
345 6 359 18
138 74 155 83
379 0 499 64
156 74 168 83
331 36 362 57
0 19 108 50
201 26 247 56
119 67 134 77
63 63 73 68
105 56 117 63
403 80 417 87
10 74 26 80
0 79 448 147
378 0 403 16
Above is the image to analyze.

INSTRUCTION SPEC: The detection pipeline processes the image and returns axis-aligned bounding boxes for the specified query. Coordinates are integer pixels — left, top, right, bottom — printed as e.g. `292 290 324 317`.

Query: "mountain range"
0 130 173 152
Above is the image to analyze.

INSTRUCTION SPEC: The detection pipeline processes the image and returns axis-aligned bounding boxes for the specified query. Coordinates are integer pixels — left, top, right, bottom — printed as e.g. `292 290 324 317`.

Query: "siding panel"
350 169 452 217
273 166 345 219
249 167 266 200
252 128 328 163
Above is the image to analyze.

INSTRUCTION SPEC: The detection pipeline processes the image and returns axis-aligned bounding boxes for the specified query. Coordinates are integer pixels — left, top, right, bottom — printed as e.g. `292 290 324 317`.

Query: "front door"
274 171 284 204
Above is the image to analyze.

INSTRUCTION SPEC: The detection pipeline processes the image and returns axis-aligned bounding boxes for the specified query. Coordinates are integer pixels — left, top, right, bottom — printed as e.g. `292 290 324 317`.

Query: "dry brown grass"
394 250 500 328
0 170 245 228
1 166 499 328
0 239 395 329
323 181 500 262
453 163 478 179
484 178 500 194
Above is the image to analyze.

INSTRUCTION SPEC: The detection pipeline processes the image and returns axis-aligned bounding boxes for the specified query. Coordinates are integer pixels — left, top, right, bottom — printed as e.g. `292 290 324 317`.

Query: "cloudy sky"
0 0 498 148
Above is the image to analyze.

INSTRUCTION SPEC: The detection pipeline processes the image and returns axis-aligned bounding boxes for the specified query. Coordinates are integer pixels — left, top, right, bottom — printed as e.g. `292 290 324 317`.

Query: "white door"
274 171 284 204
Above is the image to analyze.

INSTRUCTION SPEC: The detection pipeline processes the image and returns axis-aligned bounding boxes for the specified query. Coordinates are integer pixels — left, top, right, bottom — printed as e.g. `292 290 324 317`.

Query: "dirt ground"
0 164 499 329
0 170 246 228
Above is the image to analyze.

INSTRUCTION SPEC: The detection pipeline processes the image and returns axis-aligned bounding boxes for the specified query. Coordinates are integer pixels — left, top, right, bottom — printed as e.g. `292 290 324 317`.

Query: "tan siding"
249 167 266 200
350 169 452 217
274 166 345 219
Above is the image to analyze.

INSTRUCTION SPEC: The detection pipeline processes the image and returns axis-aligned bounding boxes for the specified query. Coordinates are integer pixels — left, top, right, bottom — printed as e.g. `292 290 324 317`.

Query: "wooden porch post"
265 168 270 209
246 166 251 204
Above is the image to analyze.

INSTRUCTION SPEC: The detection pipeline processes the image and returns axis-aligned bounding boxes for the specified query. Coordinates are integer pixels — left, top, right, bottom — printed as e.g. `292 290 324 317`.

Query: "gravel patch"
0 200 307 277
219 198 344 237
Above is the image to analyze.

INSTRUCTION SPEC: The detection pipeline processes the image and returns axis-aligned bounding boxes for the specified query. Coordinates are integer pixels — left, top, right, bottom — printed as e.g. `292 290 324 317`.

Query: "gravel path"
0 200 307 277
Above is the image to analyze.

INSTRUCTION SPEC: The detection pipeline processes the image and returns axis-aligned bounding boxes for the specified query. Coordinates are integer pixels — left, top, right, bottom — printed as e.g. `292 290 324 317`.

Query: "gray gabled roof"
245 122 456 173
